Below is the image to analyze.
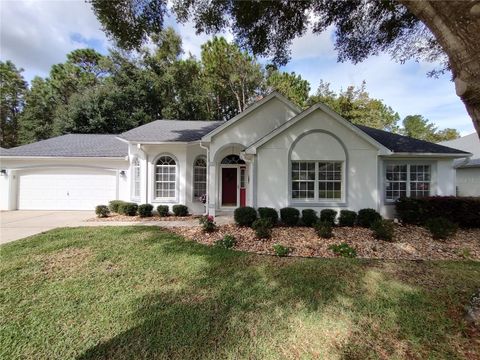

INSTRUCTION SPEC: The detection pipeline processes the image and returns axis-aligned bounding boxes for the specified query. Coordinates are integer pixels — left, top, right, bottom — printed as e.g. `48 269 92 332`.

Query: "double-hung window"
385 163 431 201
155 156 176 199
292 161 343 201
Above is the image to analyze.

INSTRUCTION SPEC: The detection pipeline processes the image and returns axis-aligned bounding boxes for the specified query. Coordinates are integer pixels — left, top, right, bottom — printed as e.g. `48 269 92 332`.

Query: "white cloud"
289 26 336 61
1 0 109 80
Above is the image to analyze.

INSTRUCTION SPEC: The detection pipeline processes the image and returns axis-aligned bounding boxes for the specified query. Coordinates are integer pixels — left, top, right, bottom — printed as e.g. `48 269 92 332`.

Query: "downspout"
137 143 148 204
199 140 209 215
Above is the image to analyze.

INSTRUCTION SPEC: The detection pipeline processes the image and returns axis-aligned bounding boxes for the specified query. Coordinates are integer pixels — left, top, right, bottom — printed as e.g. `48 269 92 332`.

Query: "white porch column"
208 162 216 216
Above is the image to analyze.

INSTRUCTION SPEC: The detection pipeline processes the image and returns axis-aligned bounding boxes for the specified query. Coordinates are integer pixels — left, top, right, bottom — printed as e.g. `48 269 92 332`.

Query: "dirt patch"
170 224 480 261
86 214 201 222
39 247 92 276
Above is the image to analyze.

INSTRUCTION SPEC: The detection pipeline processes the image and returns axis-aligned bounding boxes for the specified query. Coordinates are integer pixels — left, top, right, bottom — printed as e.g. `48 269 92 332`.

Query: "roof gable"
244 103 391 154
201 92 302 142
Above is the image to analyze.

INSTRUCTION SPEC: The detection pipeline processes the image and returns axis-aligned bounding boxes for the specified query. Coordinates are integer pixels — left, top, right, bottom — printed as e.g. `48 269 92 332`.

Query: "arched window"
221 154 245 165
155 155 176 199
193 156 207 200
132 158 141 199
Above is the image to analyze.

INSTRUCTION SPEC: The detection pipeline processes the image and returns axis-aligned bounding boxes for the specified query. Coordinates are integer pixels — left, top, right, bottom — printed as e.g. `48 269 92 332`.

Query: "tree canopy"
2 28 459 147
88 0 480 137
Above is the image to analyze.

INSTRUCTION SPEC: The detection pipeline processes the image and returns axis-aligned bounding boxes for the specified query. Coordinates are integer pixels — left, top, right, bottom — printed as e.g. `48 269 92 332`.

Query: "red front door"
222 168 237 206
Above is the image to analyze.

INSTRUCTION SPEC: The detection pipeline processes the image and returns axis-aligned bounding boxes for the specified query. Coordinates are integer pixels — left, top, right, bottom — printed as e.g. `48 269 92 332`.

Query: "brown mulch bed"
170 224 480 260
87 214 201 222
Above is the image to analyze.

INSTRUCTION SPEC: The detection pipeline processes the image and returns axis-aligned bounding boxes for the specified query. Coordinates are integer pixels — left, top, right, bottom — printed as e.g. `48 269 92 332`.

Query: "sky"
0 0 474 135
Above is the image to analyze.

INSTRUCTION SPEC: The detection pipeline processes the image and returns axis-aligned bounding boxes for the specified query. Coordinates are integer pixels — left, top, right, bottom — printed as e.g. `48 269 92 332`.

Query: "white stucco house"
439 133 480 196
0 92 471 217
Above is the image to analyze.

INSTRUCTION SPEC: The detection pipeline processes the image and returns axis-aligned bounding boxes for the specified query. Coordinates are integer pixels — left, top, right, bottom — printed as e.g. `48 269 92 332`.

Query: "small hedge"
280 207 300 226
301 209 318 227
108 200 126 213
357 208 382 228
314 221 333 238
258 207 278 226
157 205 169 217
172 204 189 217
252 218 273 239
234 207 257 227
371 219 394 242
329 243 357 258
95 205 110 218
339 210 357 227
215 235 237 249
396 196 480 228
118 202 138 216
272 244 290 257
320 209 337 226
425 217 458 240
138 204 153 217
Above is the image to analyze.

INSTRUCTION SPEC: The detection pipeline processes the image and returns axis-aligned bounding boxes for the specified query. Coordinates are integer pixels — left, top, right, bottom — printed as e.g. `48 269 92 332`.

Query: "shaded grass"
0 226 479 359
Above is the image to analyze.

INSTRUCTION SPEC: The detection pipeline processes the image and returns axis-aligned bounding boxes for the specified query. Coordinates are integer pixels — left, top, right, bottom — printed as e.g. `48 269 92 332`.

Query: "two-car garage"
0 134 129 211
17 168 118 210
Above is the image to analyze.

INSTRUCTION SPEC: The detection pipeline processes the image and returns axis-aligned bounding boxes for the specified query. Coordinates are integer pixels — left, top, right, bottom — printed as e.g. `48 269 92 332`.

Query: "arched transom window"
155 155 176 199
221 154 245 165
193 156 207 200
132 158 141 199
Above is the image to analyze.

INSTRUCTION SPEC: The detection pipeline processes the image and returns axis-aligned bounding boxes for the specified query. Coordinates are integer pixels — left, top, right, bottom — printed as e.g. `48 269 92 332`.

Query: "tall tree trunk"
399 1 480 138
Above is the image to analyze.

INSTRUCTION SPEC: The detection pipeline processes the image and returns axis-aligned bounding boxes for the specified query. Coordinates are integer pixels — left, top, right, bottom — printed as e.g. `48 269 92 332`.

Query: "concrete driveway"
0 211 94 245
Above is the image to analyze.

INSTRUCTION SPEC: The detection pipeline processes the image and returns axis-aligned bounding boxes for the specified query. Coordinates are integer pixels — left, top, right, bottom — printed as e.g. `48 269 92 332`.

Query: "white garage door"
18 168 117 210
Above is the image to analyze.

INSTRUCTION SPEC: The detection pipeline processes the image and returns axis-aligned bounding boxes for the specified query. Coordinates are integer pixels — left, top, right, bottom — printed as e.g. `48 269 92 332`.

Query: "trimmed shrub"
329 243 357 258
273 244 290 257
215 234 237 249
339 210 357 227
320 209 337 226
258 207 279 226
371 219 395 241
252 218 273 239
172 204 189 217
280 207 300 226
108 200 126 213
138 204 153 217
425 217 458 240
119 202 138 216
314 221 333 239
199 215 217 233
396 196 480 228
301 209 318 227
357 208 382 228
95 205 110 218
157 205 169 217
234 206 257 227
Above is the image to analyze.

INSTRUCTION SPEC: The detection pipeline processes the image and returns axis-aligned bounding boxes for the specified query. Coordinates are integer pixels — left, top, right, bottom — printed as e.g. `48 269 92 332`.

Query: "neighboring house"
0 92 470 217
439 133 480 196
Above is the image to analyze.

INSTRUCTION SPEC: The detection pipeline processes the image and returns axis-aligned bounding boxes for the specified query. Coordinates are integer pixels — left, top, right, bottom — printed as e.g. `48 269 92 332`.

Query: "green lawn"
1 227 479 359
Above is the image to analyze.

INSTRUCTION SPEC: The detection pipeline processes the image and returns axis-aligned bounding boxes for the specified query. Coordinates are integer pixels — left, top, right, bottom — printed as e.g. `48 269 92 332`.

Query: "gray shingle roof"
0 134 128 157
355 125 470 154
119 120 224 142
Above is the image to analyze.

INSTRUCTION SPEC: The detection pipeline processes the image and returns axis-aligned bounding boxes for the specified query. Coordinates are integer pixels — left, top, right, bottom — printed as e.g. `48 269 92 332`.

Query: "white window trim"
192 155 207 202
290 160 346 205
131 157 141 201
383 161 434 203
153 154 178 203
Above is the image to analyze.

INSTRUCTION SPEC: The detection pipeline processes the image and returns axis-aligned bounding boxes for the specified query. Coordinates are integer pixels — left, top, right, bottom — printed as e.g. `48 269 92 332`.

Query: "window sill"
151 199 177 204
290 201 347 207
